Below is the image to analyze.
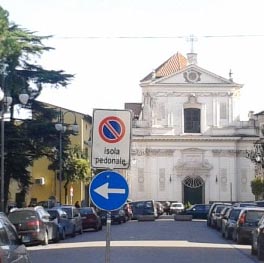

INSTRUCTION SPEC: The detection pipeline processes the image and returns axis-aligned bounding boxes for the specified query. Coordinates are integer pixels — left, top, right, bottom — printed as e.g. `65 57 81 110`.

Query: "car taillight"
239 214 246 225
27 220 42 227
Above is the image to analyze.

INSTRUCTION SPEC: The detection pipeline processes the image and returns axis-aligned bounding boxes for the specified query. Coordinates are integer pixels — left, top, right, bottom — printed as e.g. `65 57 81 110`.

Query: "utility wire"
53 34 264 40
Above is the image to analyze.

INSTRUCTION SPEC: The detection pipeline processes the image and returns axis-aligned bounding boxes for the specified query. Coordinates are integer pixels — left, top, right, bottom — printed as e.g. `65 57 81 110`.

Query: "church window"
184 108 200 133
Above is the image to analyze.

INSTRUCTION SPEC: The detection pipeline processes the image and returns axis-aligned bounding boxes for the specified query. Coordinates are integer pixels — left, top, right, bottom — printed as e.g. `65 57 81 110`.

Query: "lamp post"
55 109 79 204
0 64 29 212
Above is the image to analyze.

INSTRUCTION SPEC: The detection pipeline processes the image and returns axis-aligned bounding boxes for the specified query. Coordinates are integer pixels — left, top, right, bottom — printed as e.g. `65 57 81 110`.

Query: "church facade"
125 52 259 205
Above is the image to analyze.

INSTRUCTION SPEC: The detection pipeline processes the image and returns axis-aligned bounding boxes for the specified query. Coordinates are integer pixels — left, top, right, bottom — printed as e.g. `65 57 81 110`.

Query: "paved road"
27 217 259 263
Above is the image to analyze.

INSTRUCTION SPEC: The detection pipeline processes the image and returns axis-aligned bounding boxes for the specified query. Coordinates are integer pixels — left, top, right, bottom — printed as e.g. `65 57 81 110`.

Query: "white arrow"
94 182 126 199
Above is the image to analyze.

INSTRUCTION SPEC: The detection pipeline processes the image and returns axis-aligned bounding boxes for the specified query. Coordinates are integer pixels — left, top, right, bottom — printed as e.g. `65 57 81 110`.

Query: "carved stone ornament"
174 159 213 177
183 70 201 83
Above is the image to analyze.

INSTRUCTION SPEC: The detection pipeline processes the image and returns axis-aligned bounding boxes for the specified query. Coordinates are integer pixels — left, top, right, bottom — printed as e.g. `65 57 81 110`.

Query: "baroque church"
125 51 259 205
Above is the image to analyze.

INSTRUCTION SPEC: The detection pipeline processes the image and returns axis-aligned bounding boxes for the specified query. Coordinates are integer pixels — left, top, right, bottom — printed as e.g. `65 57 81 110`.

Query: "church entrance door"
183 176 204 205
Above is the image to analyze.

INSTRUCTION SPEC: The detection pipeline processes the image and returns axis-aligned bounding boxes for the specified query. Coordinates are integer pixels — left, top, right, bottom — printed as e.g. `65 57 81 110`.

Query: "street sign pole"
89 170 129 263
90 109 131 263
105 211 111 263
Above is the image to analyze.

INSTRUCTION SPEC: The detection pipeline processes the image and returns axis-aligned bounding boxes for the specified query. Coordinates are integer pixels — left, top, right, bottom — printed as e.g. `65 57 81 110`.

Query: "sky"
1 0 264 120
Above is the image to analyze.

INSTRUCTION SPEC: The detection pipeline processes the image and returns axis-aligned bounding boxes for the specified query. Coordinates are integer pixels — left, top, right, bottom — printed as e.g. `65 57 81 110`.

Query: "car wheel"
251 244 257 255
236 232 242 244
224 229 229 240
42 231 48 246
60 228 66 240
54 228 60 243
258 242 264 260
79 227 83 235
71 226 76 237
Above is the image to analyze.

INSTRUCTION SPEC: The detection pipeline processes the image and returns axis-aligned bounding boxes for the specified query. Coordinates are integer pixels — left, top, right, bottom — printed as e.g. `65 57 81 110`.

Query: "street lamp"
0 64 29 212
55 109 79 204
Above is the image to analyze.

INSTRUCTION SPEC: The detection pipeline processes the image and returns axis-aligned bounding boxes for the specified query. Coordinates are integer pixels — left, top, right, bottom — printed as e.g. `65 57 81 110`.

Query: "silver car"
0 212 31 262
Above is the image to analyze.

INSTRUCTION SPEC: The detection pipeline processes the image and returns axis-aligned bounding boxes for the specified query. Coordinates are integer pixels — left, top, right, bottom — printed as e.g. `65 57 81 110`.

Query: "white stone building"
125 52 260 205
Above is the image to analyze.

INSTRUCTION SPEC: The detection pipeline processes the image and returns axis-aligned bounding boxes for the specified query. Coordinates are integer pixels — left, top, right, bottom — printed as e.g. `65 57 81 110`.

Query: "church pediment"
153 65 237 86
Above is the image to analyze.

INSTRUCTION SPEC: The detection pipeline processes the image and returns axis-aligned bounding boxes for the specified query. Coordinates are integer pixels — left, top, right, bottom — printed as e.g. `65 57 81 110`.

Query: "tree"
0 6 74 210
251 177 264 200
61 145 91 204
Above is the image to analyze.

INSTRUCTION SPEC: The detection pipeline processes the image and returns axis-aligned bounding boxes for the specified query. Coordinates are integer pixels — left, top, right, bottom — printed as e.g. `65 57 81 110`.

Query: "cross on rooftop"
186 34 198 53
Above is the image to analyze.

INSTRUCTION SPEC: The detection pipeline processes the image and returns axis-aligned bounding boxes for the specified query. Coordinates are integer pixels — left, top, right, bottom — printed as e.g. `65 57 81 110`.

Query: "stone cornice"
132 136 251 142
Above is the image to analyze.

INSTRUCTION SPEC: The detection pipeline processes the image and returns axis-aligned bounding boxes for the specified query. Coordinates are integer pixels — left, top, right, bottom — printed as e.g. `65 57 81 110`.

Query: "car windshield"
246 211 264 222
61 208 72 217
80 208 93 215
8 211 37 223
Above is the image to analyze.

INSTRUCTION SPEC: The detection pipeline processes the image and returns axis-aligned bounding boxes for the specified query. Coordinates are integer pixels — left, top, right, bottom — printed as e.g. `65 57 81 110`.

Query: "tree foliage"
58 145 91 203
251 177 264 200
0 6 74 209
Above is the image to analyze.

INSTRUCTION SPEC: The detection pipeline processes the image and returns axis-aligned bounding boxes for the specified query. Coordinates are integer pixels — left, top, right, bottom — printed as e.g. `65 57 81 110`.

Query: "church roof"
141 52 187 82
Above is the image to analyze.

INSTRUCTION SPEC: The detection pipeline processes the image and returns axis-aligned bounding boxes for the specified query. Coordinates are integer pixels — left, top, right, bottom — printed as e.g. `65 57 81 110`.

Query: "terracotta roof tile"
141 52 187 82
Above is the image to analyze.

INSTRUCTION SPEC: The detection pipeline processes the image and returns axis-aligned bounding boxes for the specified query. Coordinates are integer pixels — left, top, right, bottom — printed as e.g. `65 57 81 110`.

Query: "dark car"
100 208 126 225
211 204 229 228
251 214 264 260
183 204 211 219
0 212 32 262
79 207 102 231
232 207 264 244
207 202 232 227
221 207 242 239
47 207 75 239
216 206 232 230
60 206 83 236
8 206 60 245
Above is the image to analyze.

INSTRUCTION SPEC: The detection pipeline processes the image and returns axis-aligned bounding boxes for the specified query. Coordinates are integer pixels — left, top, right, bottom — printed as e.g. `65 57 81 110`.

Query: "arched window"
184 108 200 133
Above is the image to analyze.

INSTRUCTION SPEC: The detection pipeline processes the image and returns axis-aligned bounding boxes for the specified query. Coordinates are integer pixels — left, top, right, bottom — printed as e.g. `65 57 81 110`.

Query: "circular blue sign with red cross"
99 116 125 143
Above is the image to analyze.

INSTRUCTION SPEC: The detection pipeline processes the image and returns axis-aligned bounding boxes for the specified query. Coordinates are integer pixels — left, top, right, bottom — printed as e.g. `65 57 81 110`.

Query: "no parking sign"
91 109 132 169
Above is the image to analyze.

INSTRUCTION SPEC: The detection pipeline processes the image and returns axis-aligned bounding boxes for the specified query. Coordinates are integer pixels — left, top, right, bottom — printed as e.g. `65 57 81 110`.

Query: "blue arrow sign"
89 170 129 211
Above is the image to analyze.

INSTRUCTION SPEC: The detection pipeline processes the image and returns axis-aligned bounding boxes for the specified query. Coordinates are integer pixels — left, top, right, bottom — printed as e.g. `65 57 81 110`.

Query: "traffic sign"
91 109 132 169
89 170 129 211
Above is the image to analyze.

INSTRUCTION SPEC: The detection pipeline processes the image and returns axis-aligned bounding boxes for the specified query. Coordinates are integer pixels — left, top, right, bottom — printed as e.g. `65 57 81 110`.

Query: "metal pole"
105 211 111 263
59 130 62 205
0 66 6 213
0 104 4 212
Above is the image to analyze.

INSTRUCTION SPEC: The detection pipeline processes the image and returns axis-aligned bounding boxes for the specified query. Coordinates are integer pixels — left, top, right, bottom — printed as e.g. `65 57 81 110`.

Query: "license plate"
22 235 30 243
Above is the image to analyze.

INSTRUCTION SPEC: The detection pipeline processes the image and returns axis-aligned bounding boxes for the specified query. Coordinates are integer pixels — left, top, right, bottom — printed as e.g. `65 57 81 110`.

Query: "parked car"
251 214 264 260
232 207 264 244
47 207 75 239
8 206 60 245
211 204 229 228
0 212 32 262
79 207 102 231
130 200 158 220
216 206 232 230
170 202 184 215
99 208 126 225
183 204 211 219
233 202 257 208
59 206 83 236
207 202 232 227
221 207 243 239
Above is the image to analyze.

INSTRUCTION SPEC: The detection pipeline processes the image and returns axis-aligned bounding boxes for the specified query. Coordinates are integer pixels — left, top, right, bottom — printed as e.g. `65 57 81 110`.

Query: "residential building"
8 103 92 208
